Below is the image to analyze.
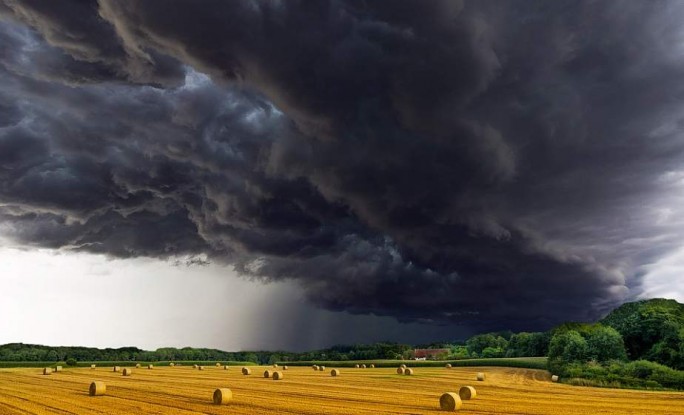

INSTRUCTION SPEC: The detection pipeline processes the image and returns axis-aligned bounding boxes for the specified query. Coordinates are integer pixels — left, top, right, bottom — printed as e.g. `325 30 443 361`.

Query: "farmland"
0 365 682 414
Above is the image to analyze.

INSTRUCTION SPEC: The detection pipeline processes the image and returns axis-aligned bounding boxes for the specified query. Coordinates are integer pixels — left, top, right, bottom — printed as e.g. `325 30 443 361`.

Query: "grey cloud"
1 0 684 339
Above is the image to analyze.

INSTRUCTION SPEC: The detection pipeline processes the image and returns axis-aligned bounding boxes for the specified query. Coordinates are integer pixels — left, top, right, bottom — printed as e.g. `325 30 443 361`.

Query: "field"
286 357 548 369
0 365 683 414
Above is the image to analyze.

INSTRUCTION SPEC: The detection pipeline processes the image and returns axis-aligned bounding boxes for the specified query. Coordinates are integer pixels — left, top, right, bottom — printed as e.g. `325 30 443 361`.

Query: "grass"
0 360 256 368
280 357 548 370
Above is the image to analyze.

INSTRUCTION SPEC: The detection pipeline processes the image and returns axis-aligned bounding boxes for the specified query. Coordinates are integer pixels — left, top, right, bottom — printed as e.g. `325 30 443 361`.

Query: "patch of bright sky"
0 247 471 351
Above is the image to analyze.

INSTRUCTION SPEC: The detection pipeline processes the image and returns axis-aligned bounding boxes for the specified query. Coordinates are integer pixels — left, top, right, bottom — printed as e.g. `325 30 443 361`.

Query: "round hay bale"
169 362 175 367
439 392 462 411
551 375 559 382
90 364 96 369
319 365 326 371
148 364 153 369
331 369 340 377
193 364 198 369
273 371 284 380
135 363 141 368
198 366 204 371
112 366 120 372
459 386 476 400
89 381 106 396
273 364 278 368
283 366 288 370
224 365 230 370
355 364 360 368
242 367 251 375
264 370 273 378
213 388 232 405
43 367 51 375
216 363 221 367
396 367 406 375
400 364 407 369
476 372 485 381
361 364 366 369
55 366 63 372
445 363 452 369
313 365 319 371
122 368 132 376
405 368 414 375
370 364 375 368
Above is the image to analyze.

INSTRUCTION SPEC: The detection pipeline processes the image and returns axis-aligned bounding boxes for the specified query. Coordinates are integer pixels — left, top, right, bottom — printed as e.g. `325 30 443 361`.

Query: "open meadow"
0 365 682 414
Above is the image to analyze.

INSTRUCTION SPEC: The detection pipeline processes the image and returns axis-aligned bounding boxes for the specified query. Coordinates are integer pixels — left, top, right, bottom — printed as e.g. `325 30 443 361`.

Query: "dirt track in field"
0 365 682 414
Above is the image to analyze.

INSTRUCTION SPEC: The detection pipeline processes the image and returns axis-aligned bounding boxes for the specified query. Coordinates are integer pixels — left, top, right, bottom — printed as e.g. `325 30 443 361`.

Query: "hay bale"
476 372 485 381
264 370 273 378
459 386 476 400
55 366 63 372
551 375 559 382
148 364 153 369
213 388 232 405
122 368 133 376
397 367 406 375
439 392 462 411
405 368 414 375
90 364 96 369
113 366 120 372
445 363 452 369
135 363 141 368
318 365 325 371
355 364 360 368
361 364 366 369
331 369 340 377
283 366 288 370
370 364 375 368
198 366 204 371
216 363 221 367
273 371 284 380
89 381 106 396
43 367 51 375
169 363 175 367
242 367 251 375
400 364 407 369
224 365 230 370
312 364 317 369
193 364 198 369
273 364 278 368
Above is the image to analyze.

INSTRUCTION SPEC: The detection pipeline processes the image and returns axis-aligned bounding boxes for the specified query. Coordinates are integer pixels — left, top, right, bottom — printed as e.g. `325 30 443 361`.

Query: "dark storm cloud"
2 0 684 332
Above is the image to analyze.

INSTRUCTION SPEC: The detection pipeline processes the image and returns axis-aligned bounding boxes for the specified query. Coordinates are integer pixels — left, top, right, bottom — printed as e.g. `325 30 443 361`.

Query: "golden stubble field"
0 365 682 415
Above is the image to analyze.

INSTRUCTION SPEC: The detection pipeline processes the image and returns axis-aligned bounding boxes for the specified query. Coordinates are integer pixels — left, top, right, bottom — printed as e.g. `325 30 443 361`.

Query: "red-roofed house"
413 348 449 360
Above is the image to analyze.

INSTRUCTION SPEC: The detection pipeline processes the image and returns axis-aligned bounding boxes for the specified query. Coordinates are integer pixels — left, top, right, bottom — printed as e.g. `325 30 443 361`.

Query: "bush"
625 360 661 379
65 358 77 366
556 359 684 390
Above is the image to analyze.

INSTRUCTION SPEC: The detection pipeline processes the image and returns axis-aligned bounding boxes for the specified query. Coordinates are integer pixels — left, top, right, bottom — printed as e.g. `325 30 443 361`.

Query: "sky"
1 0 684 352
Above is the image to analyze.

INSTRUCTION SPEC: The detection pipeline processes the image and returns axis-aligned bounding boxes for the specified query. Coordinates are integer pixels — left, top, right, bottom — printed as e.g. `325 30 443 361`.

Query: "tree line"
1 299 682 388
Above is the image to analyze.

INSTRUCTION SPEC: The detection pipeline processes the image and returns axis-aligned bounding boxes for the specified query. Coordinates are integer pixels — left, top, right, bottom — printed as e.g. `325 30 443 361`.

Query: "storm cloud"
2 0 684 333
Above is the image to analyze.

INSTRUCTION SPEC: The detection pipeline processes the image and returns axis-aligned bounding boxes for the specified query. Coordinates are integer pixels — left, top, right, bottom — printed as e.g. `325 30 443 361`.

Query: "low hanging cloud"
2 0 684 332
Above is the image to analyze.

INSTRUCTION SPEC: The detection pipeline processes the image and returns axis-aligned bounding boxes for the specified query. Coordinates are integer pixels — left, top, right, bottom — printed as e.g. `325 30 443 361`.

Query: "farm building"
413 348 449 359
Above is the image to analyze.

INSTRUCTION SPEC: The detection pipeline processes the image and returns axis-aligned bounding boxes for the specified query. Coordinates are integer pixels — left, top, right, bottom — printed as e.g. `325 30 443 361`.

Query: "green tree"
586 326 627 363
481 347 504 358
548 330 588 373
466 334 508 356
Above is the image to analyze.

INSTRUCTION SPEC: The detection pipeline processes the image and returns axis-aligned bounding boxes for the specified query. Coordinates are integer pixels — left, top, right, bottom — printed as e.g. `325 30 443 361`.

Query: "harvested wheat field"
0 366 682 415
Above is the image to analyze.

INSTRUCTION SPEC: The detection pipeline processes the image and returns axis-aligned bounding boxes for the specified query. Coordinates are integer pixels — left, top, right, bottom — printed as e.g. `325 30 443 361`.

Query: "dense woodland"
2 299 682 388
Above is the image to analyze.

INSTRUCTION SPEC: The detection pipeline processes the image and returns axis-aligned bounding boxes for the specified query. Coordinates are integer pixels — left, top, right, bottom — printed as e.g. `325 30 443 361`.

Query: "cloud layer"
2 0 684 333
